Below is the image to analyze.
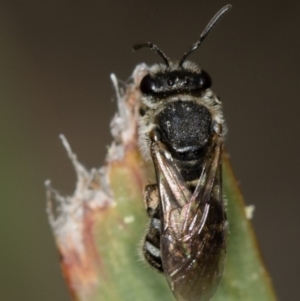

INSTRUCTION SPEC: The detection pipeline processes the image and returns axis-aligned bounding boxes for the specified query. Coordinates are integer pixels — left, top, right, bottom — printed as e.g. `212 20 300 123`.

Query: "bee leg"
144 184 159 217
143 184 163 272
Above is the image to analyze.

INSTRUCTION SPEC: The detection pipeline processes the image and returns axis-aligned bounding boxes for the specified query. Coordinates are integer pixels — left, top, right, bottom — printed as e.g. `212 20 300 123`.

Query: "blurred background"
0 1 299 300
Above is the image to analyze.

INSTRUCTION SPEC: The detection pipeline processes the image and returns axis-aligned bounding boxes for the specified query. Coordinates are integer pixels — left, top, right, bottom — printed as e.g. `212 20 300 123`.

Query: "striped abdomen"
143 202 163 272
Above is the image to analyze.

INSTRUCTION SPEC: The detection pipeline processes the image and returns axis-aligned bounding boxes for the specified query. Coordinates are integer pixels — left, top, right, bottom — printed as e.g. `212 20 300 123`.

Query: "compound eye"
198 70 212 90
140 74 156 95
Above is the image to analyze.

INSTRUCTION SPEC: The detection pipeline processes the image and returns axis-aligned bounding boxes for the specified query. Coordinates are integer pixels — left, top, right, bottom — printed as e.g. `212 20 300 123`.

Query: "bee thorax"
156 101 212 161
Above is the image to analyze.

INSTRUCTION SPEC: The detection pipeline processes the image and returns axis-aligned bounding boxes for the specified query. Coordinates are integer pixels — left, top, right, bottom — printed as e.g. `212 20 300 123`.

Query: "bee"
134 5 231 301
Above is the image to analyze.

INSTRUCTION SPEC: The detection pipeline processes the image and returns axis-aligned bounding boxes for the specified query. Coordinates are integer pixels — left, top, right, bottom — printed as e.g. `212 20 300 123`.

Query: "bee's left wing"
150 132 226 301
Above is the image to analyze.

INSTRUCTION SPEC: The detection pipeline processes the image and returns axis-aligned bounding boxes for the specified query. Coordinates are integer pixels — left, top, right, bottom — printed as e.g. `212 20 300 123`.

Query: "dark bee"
134 5 231 301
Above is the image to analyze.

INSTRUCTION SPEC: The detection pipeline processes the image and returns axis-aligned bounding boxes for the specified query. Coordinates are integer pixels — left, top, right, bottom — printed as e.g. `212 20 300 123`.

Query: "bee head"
133 5 231 98
139 67 211 97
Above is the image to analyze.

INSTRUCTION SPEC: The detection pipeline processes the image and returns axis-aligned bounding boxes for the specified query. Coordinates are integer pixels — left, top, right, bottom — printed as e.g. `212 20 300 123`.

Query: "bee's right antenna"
133 42 171 67
179 4 232 67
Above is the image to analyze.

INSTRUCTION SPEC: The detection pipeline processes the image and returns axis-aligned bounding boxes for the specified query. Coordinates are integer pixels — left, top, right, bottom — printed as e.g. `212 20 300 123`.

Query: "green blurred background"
0 1 299 300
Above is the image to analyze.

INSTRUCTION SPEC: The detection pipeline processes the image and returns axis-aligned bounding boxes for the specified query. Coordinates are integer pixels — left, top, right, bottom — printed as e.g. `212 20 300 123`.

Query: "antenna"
179 4 232 66
132 42 171 67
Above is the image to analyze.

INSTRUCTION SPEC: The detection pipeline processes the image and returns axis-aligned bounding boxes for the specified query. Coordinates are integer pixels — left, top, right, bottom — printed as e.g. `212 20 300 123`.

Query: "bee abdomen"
143 217 164 272
175 157 204 182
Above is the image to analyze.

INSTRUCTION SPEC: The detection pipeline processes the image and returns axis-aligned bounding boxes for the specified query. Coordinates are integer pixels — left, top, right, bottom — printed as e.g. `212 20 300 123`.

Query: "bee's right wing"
150 132 226 301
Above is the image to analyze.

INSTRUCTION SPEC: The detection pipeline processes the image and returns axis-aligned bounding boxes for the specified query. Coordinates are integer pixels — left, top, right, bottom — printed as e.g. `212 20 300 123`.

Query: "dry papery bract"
46 64 151 299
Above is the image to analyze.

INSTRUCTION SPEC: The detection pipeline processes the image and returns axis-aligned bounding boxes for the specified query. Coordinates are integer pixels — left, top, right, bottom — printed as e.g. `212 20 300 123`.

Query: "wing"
150 132 226 301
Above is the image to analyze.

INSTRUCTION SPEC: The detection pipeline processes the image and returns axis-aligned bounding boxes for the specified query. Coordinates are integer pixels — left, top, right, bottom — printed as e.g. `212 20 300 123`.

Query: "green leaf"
47 65 277 301
212 154 277 301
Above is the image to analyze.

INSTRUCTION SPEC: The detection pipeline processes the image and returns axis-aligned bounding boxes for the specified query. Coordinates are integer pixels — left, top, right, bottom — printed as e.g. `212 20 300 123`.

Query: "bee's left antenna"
179 4 232 66
133 42 171 67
